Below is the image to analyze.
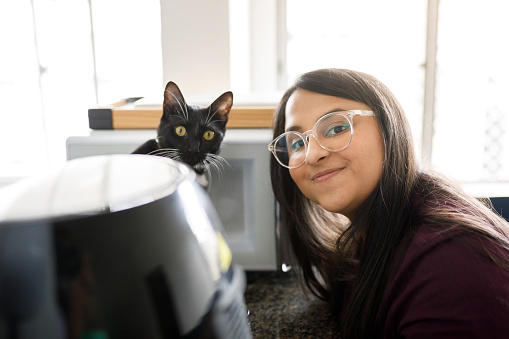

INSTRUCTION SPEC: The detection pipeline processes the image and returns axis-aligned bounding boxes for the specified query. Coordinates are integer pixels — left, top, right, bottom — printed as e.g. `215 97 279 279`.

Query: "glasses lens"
273 132 306 168
316 114 353 151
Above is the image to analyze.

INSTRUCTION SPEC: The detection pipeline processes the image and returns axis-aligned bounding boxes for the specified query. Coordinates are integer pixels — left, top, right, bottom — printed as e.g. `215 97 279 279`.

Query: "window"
0 0 162 182
2 0 509 190
277 0 509 188
283 0 427 160
433 0 509 183
0 1 48 179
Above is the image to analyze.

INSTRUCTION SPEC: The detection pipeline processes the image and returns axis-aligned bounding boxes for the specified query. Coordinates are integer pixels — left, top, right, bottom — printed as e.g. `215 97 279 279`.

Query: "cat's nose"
186 149 202 161
188 144 200 153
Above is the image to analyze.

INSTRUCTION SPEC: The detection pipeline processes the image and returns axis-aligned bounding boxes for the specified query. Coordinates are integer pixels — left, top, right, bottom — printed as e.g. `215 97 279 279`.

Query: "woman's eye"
290 139 305 152
325 124 349 137
203 130 215 141
175 126 187 136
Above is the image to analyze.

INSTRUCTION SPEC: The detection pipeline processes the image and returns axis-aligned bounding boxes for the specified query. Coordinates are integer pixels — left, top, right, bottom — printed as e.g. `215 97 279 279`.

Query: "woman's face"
285 89 385 219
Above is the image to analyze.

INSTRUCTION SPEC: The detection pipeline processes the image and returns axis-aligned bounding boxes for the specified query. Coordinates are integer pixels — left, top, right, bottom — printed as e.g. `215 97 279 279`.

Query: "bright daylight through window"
0 0 162 182
1 0 508 190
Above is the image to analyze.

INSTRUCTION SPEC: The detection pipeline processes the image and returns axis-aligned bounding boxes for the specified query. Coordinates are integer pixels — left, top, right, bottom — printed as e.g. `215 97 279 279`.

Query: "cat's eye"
203 130 215 141
175 126 187 137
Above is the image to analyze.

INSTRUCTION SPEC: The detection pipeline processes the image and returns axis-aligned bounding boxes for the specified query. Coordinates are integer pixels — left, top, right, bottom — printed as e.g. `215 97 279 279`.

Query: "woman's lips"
311 168 343 182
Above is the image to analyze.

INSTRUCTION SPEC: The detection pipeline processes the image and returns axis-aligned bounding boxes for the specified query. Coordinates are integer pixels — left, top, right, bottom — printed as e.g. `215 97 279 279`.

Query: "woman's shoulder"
405 224 509 269
382 225 509 338
397 224 509 296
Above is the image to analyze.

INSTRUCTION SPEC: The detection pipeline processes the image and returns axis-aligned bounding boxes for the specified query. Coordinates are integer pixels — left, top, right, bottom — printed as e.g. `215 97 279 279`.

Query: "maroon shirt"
379 226 509 338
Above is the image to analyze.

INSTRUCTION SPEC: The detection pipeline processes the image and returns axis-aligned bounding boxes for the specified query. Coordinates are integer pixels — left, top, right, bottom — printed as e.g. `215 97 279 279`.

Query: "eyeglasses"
268 110 375 169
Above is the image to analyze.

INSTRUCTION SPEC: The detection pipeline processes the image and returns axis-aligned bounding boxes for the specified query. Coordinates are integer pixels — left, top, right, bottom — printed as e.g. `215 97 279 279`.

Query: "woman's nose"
305 135 329 165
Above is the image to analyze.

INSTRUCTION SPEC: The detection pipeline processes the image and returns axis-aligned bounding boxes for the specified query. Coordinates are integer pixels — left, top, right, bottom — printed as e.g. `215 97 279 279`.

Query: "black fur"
132 81 233 177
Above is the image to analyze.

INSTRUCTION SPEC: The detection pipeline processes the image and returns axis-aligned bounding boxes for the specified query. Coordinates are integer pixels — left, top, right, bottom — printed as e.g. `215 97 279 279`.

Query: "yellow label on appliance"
216 232 232 272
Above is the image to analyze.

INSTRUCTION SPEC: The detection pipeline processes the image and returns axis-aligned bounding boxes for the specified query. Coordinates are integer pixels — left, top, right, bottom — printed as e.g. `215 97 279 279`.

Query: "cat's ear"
209 91 233 125
163 81 186 118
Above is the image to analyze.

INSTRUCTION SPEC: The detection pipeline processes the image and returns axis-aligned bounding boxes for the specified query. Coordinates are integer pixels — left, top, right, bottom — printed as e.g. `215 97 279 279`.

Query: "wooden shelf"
89 105 275 130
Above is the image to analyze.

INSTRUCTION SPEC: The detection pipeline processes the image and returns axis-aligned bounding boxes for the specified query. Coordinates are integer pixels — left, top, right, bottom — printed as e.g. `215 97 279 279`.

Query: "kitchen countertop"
244 270 340 338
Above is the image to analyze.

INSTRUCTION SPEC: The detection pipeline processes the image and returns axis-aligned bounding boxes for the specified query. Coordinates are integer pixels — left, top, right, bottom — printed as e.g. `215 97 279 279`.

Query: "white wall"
160 0 231 95
159 0 280 100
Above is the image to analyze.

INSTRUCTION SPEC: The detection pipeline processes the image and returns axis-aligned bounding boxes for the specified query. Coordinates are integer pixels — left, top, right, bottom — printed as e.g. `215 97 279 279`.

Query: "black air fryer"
0 154 251 339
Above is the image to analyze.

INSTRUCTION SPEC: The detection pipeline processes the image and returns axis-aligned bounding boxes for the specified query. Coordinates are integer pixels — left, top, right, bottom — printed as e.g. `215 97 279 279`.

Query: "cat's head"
156 81 233 174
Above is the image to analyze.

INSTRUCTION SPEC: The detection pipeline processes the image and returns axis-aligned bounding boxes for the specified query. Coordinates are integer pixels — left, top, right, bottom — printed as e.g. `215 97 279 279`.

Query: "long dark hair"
270 68 509 338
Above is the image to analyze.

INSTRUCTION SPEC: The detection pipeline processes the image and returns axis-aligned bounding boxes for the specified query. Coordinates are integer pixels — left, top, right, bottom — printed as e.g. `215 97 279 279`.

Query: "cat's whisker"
204 154 229 182
206 106 212 126
208 154 229 169
148 148 184 163
149 149 180 157
206 119 224 127
183 99 189 120
151 147 179 152
205 107 221 126
205 161 221 182
169 156 183 163
165 90 189 120
163 154 181 160
209 160 224 175
159 151 181 157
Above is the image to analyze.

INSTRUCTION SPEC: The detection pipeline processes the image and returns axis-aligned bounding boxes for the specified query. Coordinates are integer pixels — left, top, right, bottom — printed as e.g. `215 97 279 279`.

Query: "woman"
269 68 509 338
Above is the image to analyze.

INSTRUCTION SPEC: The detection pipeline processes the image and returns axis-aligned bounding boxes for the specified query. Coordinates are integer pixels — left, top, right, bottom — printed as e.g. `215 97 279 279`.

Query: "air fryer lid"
0 154 190 221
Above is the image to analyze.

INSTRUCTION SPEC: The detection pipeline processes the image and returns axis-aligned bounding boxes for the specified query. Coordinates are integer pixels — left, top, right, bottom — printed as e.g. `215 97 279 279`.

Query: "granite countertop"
244 271 340 338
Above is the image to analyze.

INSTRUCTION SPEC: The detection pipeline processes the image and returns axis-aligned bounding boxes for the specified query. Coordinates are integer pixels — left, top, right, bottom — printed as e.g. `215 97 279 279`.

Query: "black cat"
132 81 233 187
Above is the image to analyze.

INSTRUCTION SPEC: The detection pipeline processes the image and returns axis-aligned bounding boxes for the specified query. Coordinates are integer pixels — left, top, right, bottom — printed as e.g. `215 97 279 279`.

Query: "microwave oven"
66 129 291 271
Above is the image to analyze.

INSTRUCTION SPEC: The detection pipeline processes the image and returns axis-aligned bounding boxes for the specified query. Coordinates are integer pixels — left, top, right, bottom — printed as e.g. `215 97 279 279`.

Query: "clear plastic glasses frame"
268 110 375 169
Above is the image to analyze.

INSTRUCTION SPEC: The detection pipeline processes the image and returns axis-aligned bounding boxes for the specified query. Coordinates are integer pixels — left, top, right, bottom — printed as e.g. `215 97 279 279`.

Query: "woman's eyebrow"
285 125 301 132
285 108 349 132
